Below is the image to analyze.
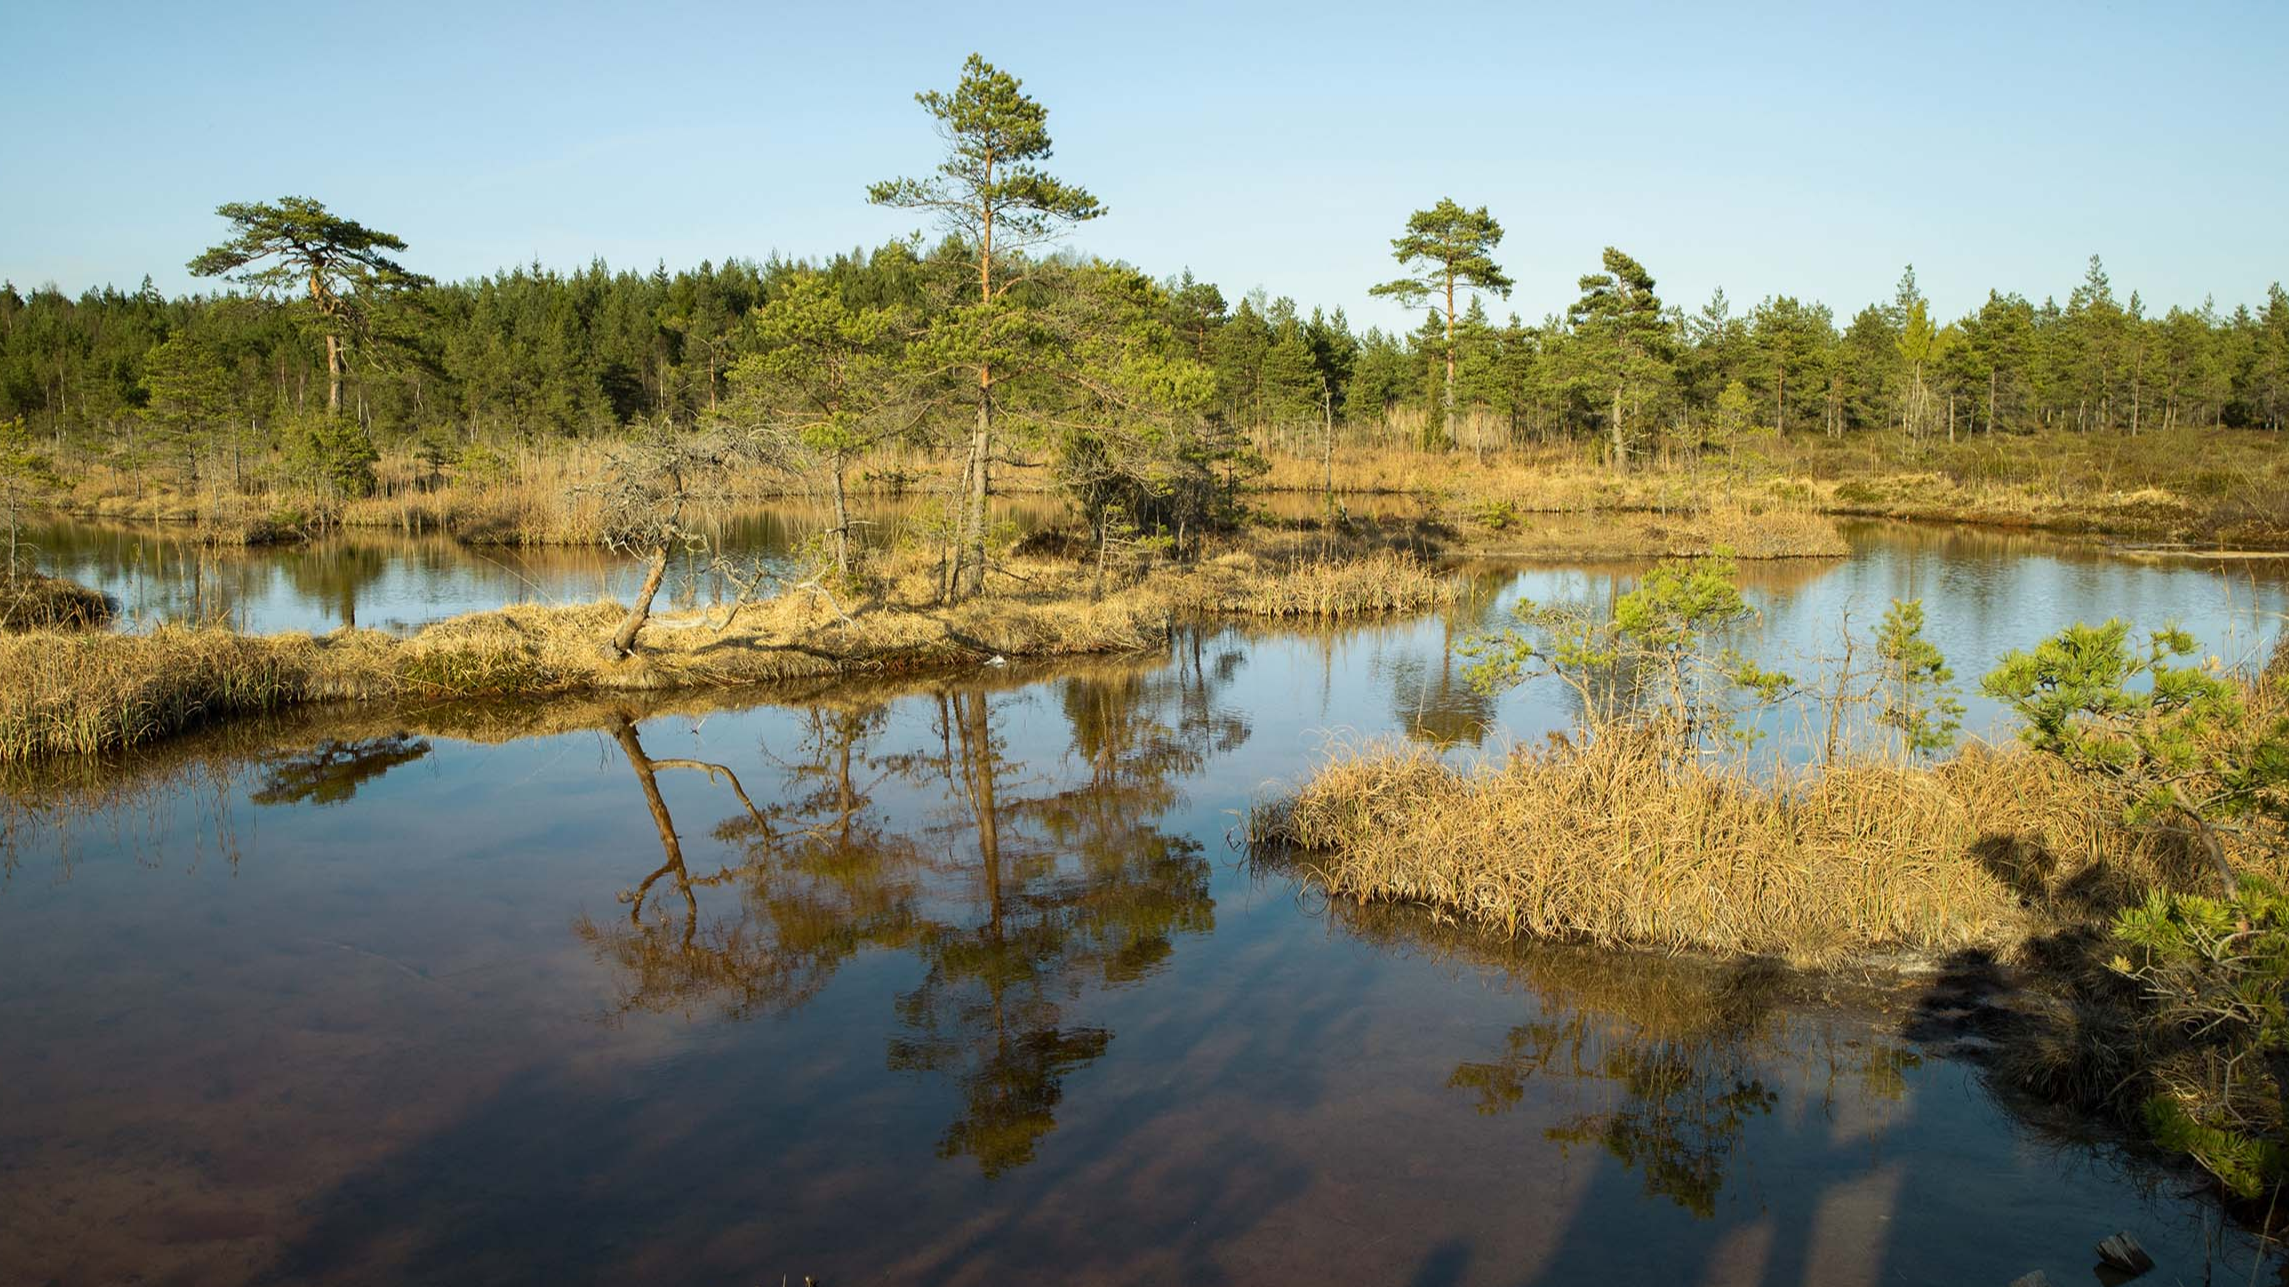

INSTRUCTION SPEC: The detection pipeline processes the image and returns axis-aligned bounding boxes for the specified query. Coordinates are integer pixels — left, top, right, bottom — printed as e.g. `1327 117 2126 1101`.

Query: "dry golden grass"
1461 505 1849 560
0 591 1165 764
1251 732 2223 965
0 571 112 632
54 439 1015 546
0 543 1463 763
1175 551 1463 616
1261 426 2289 548
0 627 321 761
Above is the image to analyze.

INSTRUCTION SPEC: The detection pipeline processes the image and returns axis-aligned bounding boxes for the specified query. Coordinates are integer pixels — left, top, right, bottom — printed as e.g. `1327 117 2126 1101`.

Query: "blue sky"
3 0 2284 332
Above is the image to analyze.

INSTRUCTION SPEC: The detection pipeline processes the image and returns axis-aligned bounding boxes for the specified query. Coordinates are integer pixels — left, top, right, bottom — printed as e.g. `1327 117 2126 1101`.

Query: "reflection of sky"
1238 524 2289 763
28 501 1071 635
34 513 2289 757
3 601 2279 1283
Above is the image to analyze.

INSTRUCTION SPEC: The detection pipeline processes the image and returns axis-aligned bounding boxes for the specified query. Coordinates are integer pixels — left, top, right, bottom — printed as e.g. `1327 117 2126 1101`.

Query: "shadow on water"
6 587 2289 1282
1305 893 2283 1287
237 647 1276 1282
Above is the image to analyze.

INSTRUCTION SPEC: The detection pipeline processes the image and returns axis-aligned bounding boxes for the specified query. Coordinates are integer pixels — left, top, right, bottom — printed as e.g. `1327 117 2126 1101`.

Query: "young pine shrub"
1986 618 2289 1197
1458 553 1792 749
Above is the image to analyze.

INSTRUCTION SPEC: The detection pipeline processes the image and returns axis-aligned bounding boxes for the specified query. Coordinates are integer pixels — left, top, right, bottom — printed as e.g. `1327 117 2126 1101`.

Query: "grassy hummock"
0 545 1461 764
0 571 111 632
1250 731 2234 965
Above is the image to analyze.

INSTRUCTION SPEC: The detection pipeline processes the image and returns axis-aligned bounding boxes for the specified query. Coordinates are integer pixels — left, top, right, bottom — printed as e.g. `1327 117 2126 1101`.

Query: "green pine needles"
1983 619 2263 892
2114 878 2289 1198
1988 619 2289 1198
1461 552 1791 747
1874 599 1964 757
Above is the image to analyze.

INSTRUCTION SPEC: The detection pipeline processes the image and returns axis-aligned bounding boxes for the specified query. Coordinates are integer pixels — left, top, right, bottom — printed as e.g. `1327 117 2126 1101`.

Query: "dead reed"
1460 505 1849 561
0 542 1463 763
1250 732 2210 964
1177 551 1463 617
0 572 112 632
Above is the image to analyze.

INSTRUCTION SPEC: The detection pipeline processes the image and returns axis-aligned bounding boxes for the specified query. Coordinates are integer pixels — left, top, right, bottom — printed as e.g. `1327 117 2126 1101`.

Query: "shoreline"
0 544 1462 764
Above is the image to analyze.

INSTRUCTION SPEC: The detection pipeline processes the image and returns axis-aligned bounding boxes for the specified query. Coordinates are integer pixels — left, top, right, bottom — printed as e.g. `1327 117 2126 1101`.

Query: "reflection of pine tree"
279 541 391 628
250 733 431 807
574 710 919 1021
579 648 1250 1176
1541 1032 1778 1220
1424 941 1919 1218
890 655 1241 1177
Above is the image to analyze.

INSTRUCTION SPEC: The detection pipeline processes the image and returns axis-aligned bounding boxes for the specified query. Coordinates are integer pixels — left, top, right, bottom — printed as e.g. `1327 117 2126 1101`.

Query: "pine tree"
187 196 430 420
1568 248 1670 470
1368 199 1513 452
869 54 1104 599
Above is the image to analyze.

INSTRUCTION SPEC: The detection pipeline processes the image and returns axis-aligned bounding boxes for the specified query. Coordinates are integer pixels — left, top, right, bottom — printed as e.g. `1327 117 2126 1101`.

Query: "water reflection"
1318 896 1922 1217
251 733 432 807
576 705 915 1016
6 542 2289 1282
564 646 1246 1177
26 499 1071 634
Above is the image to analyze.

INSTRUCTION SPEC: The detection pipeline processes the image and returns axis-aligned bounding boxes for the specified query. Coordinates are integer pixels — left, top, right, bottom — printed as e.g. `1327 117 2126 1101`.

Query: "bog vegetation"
1253 550 2289 1204
0 534 1457 765
8 46 2289 1212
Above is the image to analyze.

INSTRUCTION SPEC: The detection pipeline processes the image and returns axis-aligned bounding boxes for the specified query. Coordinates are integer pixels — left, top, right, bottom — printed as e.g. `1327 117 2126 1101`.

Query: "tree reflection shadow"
576 641 1248 1177
250 733 431 808
1319 898 1920 1220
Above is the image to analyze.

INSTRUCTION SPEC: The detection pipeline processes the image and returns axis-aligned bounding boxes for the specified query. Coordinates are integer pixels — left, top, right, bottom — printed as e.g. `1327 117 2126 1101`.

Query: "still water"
22 500 1064 635
2 518 2287 1285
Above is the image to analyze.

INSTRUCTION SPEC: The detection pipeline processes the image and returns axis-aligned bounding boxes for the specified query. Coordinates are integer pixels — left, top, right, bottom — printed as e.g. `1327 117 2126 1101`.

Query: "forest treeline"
7 244 2287 479
4 49 2287 545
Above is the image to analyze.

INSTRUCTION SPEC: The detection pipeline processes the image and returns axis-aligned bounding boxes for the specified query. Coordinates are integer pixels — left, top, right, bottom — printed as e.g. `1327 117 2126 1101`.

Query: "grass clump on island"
1249 550 2289 1203
0 539 1458 764
1252 733 2168 962
1251 553 2285 963
1449 499 1848 561
0 570 111 632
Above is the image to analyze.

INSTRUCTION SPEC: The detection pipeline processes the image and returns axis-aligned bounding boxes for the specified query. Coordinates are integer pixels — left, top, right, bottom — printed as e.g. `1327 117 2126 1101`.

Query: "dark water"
3 522 2288 1285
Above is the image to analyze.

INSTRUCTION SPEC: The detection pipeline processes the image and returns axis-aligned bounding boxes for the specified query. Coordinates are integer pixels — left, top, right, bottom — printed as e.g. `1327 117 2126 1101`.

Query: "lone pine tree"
869 54 1103 599
187 196 430 419
1368 199 1512 453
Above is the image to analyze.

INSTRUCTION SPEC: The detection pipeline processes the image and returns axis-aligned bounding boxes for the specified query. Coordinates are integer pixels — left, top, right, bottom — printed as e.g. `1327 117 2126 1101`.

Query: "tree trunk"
1092 511 1109 602
830 457 851 576
610 547 669 656
1443 278 1457 452
942 443 975 604
1321 385 1335 513
1610 383 1627 471
325 332 343 418
963 385 990 599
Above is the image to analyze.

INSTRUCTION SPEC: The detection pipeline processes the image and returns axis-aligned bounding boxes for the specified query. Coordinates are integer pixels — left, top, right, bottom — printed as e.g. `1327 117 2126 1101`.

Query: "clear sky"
3 0 2284 333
